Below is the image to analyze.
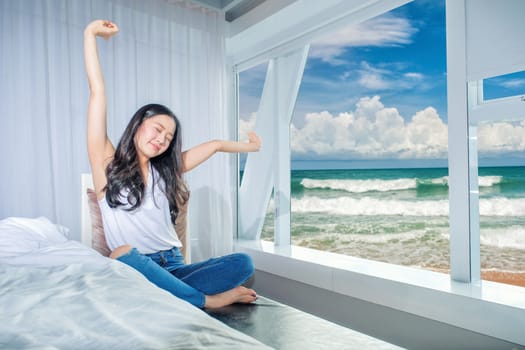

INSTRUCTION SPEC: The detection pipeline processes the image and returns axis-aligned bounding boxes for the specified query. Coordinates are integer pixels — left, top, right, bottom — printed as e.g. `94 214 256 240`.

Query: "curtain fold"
0 0 232 260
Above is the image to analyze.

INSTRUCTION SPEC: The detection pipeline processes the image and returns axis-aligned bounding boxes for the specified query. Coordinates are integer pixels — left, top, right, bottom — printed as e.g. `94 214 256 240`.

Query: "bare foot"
204 286 257 309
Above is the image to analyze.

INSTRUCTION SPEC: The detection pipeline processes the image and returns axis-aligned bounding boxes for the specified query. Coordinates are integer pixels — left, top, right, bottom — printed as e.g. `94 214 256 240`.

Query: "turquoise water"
261 166 525 272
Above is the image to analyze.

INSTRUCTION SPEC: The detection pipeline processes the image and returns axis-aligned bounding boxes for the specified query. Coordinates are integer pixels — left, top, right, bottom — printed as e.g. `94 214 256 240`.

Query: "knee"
109 245 133 259
235 253 254 277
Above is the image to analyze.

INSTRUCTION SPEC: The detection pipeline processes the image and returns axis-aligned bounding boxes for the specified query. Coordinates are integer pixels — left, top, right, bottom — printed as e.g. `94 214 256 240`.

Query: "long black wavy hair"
104 103 189 223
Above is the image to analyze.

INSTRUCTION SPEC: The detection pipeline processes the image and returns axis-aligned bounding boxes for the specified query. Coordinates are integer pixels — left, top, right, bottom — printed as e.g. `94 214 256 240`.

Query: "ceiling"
188 0 267 21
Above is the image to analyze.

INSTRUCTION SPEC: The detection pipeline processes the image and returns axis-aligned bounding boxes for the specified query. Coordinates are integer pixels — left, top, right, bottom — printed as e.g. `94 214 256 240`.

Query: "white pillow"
0 217 69 257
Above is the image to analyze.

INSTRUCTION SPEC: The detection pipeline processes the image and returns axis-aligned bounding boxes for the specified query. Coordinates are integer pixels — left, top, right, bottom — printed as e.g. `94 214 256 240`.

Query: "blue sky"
295 0 446 123
239 0 525 169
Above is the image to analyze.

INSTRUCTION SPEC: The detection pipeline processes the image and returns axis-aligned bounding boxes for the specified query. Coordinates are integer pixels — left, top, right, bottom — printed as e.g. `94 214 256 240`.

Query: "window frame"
228 0 525 344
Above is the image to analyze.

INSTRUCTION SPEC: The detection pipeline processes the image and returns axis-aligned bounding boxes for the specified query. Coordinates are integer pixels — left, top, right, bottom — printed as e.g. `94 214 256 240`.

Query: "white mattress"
0 217 271 349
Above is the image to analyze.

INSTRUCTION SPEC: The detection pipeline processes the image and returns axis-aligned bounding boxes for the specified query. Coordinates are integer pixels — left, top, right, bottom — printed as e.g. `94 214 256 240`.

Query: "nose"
156 136 167 146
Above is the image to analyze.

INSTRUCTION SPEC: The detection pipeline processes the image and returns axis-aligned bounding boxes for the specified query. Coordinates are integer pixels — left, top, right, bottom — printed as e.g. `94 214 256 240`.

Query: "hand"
85 20 119 40
247 131 261 152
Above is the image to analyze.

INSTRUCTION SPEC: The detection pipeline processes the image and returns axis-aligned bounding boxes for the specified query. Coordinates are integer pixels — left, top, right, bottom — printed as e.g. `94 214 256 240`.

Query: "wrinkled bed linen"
0 217 271 350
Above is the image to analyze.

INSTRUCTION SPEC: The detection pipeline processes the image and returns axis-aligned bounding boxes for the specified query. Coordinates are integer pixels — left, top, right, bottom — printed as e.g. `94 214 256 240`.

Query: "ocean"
260 166 525 273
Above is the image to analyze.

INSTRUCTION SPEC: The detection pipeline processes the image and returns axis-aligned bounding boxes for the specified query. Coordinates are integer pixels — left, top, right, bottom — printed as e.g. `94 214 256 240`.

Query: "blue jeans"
116 247 254 308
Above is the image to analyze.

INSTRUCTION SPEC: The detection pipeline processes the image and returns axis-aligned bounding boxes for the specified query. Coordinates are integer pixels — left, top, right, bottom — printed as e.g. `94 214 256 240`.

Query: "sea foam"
292 196 449 216
290 196 525 216
301 178 417 193
300 175 503 194
480 226 525 249
478 176 503 187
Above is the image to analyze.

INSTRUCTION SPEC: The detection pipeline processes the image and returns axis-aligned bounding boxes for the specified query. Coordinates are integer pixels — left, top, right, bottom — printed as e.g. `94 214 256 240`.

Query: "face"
134 114 176 161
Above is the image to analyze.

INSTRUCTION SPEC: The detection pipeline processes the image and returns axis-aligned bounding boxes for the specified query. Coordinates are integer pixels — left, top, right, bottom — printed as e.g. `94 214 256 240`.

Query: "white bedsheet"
0 217 271 349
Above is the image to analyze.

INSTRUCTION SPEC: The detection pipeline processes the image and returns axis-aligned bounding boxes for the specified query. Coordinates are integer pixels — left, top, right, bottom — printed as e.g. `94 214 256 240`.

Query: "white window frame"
228 0 525 344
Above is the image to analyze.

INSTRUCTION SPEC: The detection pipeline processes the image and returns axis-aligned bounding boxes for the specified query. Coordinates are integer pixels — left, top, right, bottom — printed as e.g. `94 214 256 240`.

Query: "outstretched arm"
182 131 261 172
84 20 119 198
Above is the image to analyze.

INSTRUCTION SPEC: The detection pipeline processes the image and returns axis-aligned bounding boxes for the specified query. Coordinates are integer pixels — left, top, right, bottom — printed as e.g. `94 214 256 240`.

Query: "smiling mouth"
151 143 161 151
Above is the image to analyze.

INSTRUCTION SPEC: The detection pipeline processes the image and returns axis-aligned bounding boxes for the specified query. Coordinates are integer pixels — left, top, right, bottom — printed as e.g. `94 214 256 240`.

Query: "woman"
84 19 260 308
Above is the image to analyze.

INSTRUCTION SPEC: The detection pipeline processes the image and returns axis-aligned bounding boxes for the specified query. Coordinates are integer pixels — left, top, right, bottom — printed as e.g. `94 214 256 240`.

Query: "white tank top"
99 167 182 254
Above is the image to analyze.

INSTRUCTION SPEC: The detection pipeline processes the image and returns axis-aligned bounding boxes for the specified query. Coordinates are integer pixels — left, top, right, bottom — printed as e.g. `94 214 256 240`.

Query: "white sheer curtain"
0 0 234 260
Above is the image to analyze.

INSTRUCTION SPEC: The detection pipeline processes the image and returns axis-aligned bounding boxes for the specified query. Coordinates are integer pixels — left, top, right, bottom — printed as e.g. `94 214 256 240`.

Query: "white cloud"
352 61 425 91
404 72 424 80
498 79 525 89
358 72 390 89
357 62 391 89
241 97 525 160
478 120 525 153
309 15 417 63
239 112 257 141
291 96 448 159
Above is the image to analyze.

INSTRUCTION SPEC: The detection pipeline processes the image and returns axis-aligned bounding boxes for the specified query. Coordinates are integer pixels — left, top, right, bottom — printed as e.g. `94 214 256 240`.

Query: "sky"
239 0 525 169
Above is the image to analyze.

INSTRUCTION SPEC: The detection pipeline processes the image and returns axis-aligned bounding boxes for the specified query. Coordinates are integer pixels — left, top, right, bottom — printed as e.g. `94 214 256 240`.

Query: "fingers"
86 19 119 39
102 20 115 28
100 20 119 40
248 131 258 142
102 20 119 32
248 131 261 151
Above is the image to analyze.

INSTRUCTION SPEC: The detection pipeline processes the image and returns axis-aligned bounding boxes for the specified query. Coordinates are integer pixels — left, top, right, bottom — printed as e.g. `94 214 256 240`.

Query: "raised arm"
182 131 261 172
84 20 119 198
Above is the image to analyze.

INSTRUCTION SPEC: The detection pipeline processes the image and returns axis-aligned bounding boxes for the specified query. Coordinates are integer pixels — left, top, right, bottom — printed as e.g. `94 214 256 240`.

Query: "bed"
0 216 271 349
1 175 402 349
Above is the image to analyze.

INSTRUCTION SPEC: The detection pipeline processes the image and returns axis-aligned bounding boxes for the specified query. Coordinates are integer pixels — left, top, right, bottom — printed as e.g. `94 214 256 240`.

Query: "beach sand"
482 271 525 287
428 267 525 287
294 236 525 288
287 237 525 288
425 268 525 288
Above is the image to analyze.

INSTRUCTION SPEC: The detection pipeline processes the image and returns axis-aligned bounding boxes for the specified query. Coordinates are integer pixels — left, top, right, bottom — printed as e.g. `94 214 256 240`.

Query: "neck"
139 160 150 184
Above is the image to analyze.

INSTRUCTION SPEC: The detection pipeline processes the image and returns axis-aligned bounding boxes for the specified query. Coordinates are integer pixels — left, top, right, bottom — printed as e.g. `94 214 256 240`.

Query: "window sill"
235 239 525 345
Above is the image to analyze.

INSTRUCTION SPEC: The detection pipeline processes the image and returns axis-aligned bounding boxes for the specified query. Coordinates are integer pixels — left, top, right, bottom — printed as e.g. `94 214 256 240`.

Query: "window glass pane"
483 70 525 101
261 192 274 242
289 0 450 273
238 62 270 240
478 121 525 287
238 62 268 171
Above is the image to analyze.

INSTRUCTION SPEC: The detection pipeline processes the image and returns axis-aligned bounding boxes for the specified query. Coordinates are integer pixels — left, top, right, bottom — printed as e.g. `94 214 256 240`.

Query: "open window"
233 0 525 288
238 0 452 274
